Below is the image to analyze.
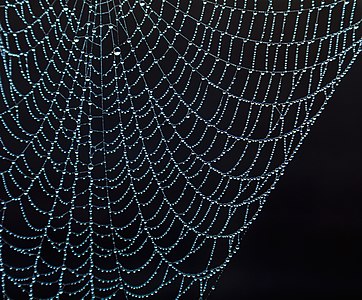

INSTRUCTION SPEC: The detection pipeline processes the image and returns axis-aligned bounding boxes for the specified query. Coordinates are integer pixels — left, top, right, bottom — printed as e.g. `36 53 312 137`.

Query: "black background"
209 56 362 299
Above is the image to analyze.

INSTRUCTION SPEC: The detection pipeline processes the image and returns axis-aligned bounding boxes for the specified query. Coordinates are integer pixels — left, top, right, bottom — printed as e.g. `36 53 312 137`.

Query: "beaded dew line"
0 0 361 299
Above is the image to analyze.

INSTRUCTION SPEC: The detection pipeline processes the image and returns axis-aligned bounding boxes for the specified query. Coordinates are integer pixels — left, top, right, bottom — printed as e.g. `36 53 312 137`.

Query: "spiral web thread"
0 0 361 299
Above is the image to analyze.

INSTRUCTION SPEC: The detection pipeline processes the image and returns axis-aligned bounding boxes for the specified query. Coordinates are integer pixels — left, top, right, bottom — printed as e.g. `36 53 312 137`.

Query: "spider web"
0 0 361 299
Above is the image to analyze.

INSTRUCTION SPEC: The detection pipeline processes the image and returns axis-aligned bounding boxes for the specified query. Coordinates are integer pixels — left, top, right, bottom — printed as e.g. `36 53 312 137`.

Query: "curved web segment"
0 0 361 299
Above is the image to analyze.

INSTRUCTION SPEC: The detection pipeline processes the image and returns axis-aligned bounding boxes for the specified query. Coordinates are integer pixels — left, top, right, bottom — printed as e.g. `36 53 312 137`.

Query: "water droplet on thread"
114 47 121 56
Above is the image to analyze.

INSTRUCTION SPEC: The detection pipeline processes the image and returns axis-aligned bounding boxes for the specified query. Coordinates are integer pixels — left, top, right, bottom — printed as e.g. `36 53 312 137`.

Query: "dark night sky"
209 56 362 299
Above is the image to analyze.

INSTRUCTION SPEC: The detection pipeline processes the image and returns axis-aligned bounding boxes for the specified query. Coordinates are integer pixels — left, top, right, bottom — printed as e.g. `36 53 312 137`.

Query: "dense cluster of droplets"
0 0 361 299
